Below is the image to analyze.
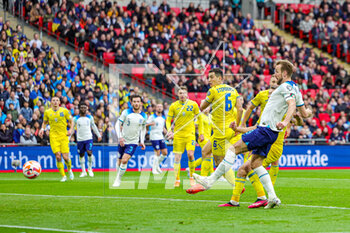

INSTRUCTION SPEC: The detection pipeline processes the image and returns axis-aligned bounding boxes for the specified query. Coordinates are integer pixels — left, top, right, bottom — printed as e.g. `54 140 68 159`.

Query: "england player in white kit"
146 104 168 175
192 60 312 208
72 103 102 178
113 95 147 187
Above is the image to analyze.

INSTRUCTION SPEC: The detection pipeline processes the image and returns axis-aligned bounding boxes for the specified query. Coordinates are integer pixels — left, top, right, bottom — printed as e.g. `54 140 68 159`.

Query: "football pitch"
0 170 349 233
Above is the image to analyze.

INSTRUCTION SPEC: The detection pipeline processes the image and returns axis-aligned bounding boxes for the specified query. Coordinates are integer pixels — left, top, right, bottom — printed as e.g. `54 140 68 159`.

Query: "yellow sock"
223 169 235 186
200 158 212 176
231 177 245 202
188 159 195 178
269 165 279 186
194 158 202 168
174 162 181 180
247 170 266 198
65 159 72 171
57 161 65 177
209 156 214 174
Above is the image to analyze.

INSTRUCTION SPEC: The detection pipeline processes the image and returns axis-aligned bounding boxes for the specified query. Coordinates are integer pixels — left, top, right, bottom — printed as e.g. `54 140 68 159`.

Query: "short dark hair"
177 86 188 92
130 94 142 102
209 68 223 78
276 60 294 77
52 96 60 101
79 102 88 108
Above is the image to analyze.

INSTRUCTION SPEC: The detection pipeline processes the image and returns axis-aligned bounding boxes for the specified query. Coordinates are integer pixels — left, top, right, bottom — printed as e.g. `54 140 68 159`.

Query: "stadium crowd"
0 0 349 145
277 0 350 58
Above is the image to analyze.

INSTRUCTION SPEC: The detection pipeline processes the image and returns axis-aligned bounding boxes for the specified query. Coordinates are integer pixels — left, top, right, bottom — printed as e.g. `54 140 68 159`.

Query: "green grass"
0 170 350 233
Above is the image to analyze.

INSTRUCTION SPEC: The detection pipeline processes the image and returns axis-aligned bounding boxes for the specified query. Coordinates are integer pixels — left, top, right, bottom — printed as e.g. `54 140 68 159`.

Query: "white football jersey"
119 109 147 144
73 115 101 142
259 81 304 132
147 114 166 141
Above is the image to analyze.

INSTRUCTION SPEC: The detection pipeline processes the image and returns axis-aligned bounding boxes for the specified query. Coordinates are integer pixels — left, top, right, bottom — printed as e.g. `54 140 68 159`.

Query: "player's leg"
113 144 137 187
173 137 185 187
79 152 87 177
186 137 196 186
113 145 125 186
113 153 132 187
250 154 280 208
157 147 168 174
61 136 73 180
152 148 161 175
263 144 282 186
86 150 94 177
51 138 66 181
200 140 213 176
62 152 74 180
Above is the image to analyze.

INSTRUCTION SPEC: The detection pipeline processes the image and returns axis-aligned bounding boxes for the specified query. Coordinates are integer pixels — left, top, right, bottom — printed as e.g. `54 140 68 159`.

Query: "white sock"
208 149 236 186
153 156 159 169
117 163 127 180
254 166 277 200
158 155 166 164
116 162 120 174
88 156 93 170
79 156 85 173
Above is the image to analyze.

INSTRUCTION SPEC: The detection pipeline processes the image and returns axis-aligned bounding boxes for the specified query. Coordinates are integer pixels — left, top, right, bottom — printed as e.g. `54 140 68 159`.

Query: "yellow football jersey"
205 84 240 137
251 90 269 124
43 107 72 137
167 100 200 137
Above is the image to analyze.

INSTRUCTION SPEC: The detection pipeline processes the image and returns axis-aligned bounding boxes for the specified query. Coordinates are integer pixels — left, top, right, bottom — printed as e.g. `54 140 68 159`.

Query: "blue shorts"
118 144 138 159
241 126 279 157
77 139 93 154
151 139 167 150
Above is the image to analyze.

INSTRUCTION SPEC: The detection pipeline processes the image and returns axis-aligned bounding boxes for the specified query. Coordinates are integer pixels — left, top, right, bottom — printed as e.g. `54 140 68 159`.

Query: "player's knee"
121 158 129 164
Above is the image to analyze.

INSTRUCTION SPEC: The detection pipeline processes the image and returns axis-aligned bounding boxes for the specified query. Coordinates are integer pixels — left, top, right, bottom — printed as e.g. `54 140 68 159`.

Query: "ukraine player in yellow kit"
187 68 243 194
188 107 214 176
166 86 203 187
39 96 74 182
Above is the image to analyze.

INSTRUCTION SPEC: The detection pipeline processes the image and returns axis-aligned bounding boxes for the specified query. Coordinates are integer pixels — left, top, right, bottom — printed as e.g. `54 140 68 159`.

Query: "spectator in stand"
20 126 37 144
0 123 13 143
299 15 315 34
329 127 345 145
312 128 326 145
241 13 254 31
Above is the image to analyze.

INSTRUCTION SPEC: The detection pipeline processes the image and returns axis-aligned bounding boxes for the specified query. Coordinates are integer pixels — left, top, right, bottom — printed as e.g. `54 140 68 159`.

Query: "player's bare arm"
297 105 313 119
230 121 257 133
240 101 256 127
39 120 48 137
67 118 73 136
277 98 296 130
235 96 243 127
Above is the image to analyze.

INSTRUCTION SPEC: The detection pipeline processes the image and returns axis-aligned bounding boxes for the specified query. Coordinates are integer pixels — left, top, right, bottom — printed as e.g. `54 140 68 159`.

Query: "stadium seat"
38 17 43 29
332 113 341 121
103 52 116 65
159 53 170 60
312 75 322 87
307 89 317 98
171 7 181 16
47 21 53 36
114 28 122 36
319 113 330 122
270 46 279 54
232 41 242 49
264 75 271 84
320 66 328 74
263 69 270 75
216 50 224 61
131 67 146 81
84 42 90 55
231 65 240 74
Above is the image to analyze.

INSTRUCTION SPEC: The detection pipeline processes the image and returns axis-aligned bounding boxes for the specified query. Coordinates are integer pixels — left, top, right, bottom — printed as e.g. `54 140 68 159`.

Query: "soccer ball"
23 161 42 179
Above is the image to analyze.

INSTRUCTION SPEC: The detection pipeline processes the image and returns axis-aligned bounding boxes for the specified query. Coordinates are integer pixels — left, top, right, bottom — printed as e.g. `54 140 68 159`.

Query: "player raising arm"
113 95 147 187
71 103 102 178
193 60 312 208
146 103 168 175
39 96 74 182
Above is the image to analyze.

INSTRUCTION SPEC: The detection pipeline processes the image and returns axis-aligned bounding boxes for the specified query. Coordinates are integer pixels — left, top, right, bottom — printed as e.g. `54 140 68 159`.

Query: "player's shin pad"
269 166 279 186
65 159 72 171
200 158 212 176
247 170 266 198
174 162 181 180
223 169 235 186
57 161 65 177
231 177 246 202
188 159 195 178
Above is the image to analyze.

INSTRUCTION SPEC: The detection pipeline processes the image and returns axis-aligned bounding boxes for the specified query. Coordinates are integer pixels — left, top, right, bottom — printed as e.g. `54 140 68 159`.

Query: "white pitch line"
0 224 100 233
1 193 350 210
